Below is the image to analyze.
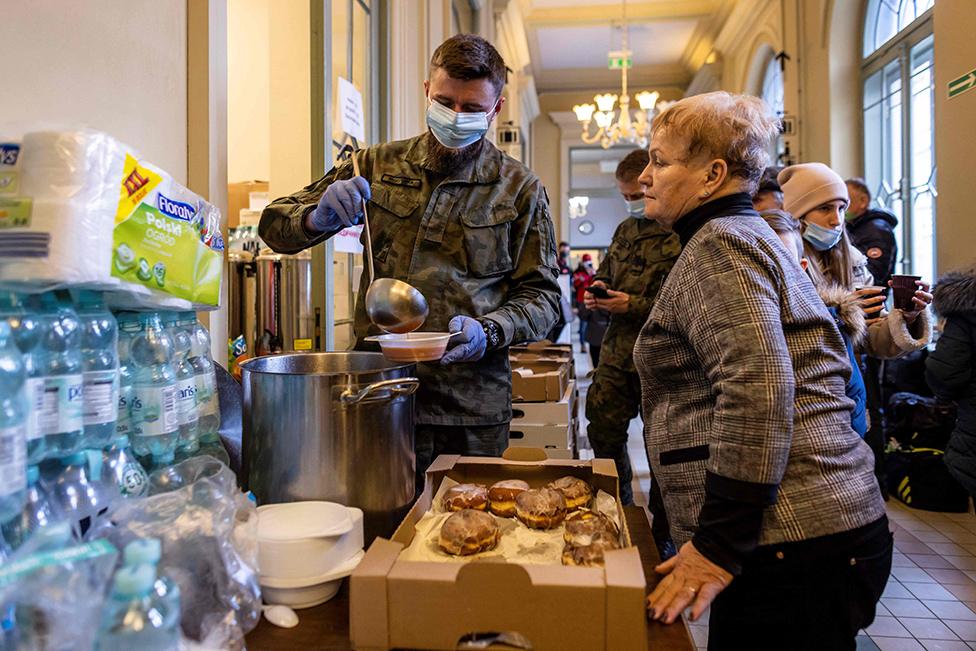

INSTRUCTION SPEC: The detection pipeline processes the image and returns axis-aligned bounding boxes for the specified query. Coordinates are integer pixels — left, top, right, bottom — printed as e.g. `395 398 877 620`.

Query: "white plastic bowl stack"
256 501 365 609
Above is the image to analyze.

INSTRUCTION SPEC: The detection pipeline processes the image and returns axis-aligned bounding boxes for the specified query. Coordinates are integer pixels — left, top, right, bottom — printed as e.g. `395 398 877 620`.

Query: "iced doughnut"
438 509 500 556
515 487 567 529
442 483 489 512
488 479 530 518
561 529 620 567
546 476 593 511
563 509 620 546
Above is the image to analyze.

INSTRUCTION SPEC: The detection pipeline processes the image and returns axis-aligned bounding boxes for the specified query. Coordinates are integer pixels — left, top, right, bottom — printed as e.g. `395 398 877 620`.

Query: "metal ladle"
351 151 429 334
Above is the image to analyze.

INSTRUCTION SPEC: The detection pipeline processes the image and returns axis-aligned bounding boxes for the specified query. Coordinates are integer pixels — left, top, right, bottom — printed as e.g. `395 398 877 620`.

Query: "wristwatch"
479 318 504 351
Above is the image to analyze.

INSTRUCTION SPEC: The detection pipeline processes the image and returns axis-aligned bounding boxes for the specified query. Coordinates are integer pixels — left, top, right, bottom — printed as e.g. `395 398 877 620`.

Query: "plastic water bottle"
128 313 179 471
99 433 149 499
1 464 59 549
97 564 180 651
0 321 27 529
29 292 84 459
165 313 199 460
46 452 110 538
0 293 45 464
184 314 227 465
122 539 181 627
74 291 119 451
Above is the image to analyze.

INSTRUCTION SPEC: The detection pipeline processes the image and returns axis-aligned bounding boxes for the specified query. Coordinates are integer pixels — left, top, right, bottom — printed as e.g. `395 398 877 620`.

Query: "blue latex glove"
309 177 371 232
440 316 487 365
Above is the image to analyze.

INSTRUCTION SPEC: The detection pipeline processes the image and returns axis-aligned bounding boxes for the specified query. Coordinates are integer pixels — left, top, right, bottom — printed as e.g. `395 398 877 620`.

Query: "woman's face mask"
802 221 844 251
426 101 492 149
624 198 645 218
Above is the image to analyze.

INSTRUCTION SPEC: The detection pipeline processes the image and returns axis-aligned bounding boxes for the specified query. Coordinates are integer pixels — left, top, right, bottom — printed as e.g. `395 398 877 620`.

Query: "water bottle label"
0 425 26 498
82 370 120 426
28 375 84 436
176 379 198 426
119 460 148 497
0 539 116 589
116 387 132 437
131 385 178 437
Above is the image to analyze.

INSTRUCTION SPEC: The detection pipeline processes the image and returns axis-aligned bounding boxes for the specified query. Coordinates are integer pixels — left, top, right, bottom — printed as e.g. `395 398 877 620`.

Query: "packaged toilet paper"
0 129 224 308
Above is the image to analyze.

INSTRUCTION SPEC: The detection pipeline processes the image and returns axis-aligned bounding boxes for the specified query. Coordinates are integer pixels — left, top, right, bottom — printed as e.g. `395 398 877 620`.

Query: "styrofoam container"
261 550 365 609
257 502 364 581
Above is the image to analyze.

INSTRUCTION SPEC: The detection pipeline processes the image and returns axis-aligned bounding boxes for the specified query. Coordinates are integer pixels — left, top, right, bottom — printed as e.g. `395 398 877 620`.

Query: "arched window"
863 0 936 58
761 55 784 119
861 0 935 281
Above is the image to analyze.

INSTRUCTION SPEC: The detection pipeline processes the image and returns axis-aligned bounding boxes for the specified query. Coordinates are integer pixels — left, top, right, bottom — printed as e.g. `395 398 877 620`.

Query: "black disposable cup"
890 275 922 311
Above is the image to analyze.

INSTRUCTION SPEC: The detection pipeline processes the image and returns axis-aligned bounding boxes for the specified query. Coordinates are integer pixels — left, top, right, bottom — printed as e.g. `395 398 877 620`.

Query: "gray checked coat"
634 212 886 549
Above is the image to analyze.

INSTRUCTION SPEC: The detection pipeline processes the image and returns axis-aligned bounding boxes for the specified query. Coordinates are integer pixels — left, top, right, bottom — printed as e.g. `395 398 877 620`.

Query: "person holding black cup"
779 163 933 359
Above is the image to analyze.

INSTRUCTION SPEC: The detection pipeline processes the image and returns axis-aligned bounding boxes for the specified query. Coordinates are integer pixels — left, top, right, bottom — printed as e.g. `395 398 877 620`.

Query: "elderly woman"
635 92 889 650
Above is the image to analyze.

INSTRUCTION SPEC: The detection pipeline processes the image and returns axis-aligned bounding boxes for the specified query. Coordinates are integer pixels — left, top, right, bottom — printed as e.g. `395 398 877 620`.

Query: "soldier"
259 34 561 489
584 149 681 518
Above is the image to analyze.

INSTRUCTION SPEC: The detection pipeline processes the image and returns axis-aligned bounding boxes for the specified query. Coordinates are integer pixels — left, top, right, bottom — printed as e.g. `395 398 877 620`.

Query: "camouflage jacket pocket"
460 204 518 277
368 184 420 262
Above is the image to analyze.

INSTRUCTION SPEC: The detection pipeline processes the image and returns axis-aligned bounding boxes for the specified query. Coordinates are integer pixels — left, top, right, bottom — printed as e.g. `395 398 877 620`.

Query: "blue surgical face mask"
426 101 492 149
624 198 645 218
802 220 844 251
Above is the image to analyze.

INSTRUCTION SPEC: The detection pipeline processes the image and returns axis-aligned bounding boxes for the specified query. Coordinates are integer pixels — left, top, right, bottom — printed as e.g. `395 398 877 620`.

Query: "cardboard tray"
511 380 578 426
350 450 647 651
511 360 570 402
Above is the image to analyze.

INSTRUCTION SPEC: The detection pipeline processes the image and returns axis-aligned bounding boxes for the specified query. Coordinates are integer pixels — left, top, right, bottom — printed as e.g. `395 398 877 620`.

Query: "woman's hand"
647 541 733 625
891 280 933 325
853 286 886 323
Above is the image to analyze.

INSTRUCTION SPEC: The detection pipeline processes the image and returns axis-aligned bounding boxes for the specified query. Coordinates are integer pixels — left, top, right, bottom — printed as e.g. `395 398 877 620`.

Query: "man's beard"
423 131 485 173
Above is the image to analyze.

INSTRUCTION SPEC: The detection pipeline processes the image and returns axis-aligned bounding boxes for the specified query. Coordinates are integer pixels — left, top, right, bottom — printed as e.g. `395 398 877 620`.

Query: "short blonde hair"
652 92 780 192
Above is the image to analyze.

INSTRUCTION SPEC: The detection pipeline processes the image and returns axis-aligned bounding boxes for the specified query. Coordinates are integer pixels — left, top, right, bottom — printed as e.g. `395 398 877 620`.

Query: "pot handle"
339 377 420 405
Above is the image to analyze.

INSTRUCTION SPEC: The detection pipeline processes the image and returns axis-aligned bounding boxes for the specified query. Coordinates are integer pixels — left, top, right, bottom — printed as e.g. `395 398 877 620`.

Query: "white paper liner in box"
397 476 621 565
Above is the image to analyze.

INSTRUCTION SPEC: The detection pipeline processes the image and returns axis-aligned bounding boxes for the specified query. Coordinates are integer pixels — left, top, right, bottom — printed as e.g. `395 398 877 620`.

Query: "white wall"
227 0 271 182
0 0 188 181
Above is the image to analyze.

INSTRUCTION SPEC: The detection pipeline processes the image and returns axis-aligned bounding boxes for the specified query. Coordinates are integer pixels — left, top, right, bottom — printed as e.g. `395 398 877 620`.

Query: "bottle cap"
112 564 156 598
27 465 39 484
155 451 176 465
124 538 162 566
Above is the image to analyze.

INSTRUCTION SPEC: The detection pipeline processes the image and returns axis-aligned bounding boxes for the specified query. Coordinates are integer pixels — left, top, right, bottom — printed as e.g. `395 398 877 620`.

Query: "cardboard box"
511 360 570 402
511 341 575 378
227 180 269 228
512 380 578 426
350 452 646 651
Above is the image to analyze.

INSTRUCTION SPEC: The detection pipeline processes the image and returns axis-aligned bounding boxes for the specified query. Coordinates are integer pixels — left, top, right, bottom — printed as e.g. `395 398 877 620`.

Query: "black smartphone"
586 286 610 299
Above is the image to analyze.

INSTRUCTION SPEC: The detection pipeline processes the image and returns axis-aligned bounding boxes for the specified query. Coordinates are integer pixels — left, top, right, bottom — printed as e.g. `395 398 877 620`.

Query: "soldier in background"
583 149 681 551
260 34 561 489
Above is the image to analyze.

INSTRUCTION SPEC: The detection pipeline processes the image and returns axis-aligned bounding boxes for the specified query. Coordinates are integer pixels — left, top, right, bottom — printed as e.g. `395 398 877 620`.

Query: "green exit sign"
608 50 632 70
608 56 632 70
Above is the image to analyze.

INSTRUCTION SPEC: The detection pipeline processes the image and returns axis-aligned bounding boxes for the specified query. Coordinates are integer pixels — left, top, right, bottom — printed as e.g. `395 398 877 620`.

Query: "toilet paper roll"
0 198 117 289
19 130 126 204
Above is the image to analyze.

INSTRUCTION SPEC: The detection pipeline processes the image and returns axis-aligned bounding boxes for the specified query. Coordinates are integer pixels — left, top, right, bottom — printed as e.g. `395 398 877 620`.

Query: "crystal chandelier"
572 0 661 149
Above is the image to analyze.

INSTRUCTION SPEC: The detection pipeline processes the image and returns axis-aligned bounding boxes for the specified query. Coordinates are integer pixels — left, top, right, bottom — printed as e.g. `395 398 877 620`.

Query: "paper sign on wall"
337 77 366 143
334 224 364 254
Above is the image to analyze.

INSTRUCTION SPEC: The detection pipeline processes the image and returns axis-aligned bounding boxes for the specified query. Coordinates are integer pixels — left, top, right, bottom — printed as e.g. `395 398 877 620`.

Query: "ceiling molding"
679 0 737 72
524 0 720 27
535 63 691 93
714 0 777 54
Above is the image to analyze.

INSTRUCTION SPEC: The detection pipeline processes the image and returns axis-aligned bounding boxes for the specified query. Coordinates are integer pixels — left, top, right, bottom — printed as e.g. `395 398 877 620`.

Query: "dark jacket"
820 285 869 438
847 208 898 286
925 266 976 494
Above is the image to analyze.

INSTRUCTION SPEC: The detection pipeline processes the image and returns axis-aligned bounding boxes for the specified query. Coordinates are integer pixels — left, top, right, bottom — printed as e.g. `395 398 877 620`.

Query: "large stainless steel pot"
241 352 418 543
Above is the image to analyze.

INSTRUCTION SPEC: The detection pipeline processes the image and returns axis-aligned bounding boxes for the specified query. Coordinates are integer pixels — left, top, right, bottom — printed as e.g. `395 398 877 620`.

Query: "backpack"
886 392 957 450
886 448 970 513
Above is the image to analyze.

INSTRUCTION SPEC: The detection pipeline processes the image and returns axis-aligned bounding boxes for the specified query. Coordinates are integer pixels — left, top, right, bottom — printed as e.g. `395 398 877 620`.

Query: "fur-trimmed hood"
933 266 976 317
818 284 868 346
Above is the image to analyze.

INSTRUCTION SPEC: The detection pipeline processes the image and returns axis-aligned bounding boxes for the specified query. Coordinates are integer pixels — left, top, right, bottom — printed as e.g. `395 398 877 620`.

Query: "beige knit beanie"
777 163 849 219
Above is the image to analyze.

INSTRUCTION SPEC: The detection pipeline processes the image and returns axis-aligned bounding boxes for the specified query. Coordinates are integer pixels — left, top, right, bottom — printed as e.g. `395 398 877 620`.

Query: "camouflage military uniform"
585 217 680 507
259 134 561 486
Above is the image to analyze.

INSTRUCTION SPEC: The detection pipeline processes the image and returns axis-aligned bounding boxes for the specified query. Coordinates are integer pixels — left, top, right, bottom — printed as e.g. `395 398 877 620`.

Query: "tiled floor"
571 338 976 651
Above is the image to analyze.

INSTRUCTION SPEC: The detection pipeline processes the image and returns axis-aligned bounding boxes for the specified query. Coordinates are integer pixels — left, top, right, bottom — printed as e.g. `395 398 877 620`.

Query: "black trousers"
708 517 892 651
